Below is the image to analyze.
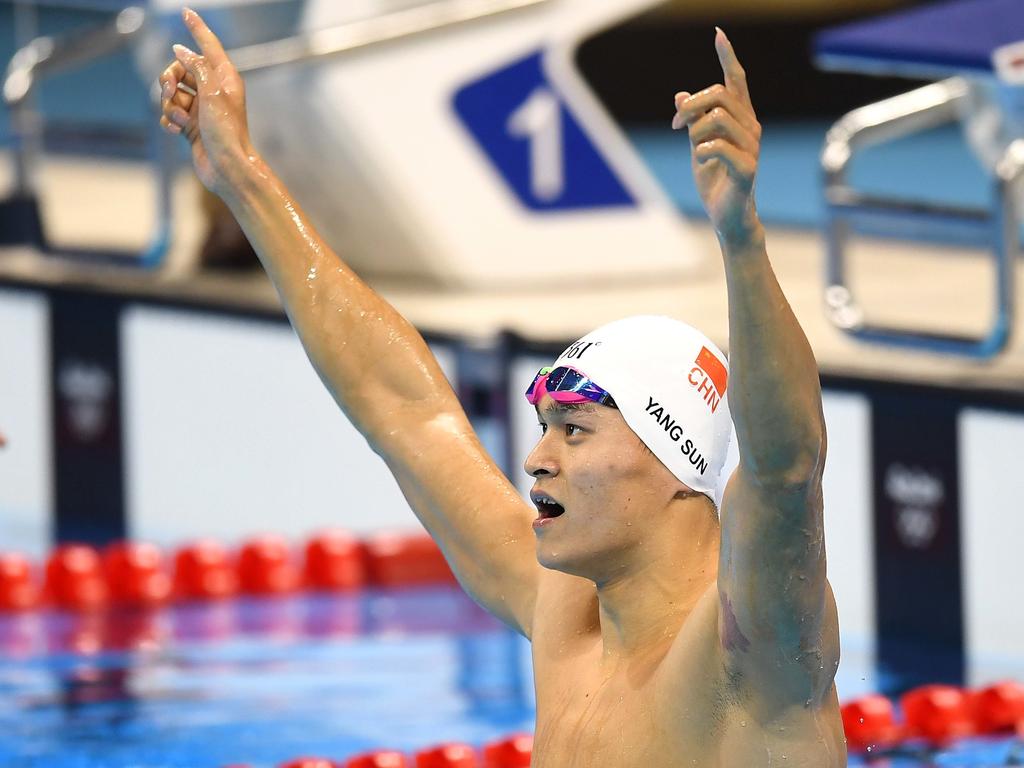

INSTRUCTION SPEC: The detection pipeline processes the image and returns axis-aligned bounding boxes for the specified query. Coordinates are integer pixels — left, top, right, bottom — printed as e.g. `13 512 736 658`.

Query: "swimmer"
160 10 844 766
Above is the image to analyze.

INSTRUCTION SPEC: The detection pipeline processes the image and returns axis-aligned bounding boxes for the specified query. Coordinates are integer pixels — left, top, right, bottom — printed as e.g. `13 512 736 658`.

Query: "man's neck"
594 509 720 662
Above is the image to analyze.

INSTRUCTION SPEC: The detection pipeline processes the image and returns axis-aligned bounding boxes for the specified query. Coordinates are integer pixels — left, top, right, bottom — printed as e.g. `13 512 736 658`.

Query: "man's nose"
524 438 558 478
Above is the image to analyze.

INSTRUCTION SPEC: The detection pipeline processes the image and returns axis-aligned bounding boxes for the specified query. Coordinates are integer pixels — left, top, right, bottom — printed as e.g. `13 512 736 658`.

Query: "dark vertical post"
49 291 125 545
872 389 963 693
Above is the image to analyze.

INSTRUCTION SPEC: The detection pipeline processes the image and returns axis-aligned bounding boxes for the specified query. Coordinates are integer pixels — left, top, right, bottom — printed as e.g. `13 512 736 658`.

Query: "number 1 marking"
506 86 564 202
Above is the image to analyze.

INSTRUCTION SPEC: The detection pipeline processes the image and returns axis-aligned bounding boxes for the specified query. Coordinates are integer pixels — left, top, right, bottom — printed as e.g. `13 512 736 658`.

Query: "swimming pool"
0 588 533 767
3 585 1022 767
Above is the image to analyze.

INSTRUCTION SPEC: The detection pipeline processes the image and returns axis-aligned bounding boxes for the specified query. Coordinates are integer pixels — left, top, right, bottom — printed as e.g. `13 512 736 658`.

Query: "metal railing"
1 5 174 266
821 78 1024 358
5 6 149 196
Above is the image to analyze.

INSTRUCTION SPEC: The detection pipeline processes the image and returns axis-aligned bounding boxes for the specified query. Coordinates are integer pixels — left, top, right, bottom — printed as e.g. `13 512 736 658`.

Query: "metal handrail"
821 78 1022 358
1 5 175 268
4 7 145 104
4 6 146 195
821 79 970 184
229 0 549 74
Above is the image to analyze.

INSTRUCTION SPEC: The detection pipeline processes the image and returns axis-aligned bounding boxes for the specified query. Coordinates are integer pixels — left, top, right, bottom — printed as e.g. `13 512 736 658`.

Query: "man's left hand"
672 29 761 246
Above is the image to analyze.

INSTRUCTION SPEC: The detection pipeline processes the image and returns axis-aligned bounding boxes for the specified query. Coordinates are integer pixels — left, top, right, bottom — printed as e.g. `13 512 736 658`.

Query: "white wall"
960 407 1024 684
818 391 875 697
0 289 53 557
121 305 456 546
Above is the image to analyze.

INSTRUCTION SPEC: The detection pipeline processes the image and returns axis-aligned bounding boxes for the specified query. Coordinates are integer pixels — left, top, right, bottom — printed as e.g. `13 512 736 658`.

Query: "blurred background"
2 0 1024 765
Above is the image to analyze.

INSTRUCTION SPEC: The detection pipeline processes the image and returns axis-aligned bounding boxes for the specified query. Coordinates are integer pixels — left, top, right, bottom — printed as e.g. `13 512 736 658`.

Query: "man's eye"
538 422 548 434
565 423 583 437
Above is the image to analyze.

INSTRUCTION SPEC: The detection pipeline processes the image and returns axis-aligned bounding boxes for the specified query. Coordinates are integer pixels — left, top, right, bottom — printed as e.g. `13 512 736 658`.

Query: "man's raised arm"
672 30 837 711
158 9 541 637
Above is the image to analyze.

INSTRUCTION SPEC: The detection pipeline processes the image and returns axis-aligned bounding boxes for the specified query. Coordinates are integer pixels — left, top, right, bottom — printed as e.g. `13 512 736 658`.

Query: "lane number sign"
454 52 634 211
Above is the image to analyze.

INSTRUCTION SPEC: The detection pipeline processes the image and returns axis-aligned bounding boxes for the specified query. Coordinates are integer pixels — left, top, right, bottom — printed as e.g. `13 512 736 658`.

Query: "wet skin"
524 396 845 767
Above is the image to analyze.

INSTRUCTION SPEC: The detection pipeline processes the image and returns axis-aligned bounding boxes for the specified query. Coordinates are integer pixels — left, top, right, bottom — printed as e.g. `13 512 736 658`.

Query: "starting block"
815 0 1024 358
204 0 701 288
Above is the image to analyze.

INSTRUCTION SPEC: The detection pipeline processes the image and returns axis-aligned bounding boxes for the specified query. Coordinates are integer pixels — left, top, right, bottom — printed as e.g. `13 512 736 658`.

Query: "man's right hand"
159 8 255 196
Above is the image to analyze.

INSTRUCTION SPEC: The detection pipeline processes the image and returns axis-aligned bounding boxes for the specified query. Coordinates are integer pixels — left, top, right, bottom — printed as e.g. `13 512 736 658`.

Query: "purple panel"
815 0 1024 74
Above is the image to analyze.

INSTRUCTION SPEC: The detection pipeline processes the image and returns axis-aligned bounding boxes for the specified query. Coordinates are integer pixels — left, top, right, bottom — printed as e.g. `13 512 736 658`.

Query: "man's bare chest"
531 678 664 767
529 646 719 768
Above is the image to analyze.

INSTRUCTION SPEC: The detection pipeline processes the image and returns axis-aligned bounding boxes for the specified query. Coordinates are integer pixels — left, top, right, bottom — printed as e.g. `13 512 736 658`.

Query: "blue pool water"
0 589 533 767
2 587 1021 767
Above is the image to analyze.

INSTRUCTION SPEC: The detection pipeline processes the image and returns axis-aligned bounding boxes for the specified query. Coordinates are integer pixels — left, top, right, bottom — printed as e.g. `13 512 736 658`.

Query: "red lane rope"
0 531 459 613
242 733 534 768
842 680 1024 753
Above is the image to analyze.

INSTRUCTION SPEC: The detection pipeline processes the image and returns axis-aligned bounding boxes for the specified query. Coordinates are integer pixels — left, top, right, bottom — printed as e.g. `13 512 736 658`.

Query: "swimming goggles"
525 366 617 408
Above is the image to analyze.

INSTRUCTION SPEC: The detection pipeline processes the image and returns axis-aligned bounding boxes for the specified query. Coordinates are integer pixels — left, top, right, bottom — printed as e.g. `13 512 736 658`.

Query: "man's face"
524 394 686 582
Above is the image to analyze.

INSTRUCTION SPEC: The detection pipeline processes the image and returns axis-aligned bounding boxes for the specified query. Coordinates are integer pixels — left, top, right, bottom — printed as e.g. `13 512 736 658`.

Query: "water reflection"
0 587 534 767
4 595 1024 766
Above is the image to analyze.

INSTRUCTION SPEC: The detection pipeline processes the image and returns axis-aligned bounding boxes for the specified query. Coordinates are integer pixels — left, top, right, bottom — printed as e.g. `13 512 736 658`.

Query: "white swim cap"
548 316 733 506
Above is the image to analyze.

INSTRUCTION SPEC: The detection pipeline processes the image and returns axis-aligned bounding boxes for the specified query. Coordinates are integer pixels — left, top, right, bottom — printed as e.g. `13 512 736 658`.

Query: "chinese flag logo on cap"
696 347 728 396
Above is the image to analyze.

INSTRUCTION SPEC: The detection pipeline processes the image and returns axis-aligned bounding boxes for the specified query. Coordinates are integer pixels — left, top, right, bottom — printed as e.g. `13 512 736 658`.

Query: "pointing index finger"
714 27 751 108
182 7 228 66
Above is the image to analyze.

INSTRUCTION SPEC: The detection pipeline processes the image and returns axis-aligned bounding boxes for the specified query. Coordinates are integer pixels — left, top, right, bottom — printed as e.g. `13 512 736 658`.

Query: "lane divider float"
0 530 459 613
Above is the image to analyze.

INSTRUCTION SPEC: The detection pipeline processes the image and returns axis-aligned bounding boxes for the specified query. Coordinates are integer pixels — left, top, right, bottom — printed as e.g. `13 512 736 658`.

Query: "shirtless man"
160 10 845 765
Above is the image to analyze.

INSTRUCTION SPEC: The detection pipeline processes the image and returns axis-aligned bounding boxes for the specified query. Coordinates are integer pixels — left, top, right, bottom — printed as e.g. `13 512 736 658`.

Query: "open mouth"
532 495 566 519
